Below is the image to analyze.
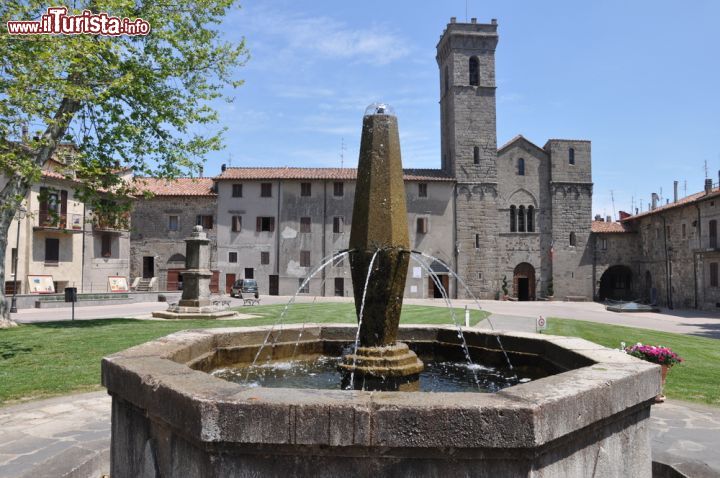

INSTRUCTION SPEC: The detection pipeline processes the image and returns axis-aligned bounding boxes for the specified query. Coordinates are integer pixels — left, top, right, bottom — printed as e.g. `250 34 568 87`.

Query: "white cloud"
243 6 411 66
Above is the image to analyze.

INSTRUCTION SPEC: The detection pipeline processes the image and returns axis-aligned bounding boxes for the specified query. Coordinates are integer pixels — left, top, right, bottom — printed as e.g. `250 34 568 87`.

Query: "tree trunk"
0 97 80 324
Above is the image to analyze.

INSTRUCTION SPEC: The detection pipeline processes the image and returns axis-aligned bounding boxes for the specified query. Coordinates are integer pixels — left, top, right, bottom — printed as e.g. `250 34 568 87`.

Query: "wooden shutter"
269 217 275 232
256 217 261 232
60 190 68 228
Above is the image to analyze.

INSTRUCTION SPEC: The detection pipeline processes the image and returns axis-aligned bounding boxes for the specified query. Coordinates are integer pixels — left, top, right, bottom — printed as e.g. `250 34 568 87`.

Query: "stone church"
130 18 595 301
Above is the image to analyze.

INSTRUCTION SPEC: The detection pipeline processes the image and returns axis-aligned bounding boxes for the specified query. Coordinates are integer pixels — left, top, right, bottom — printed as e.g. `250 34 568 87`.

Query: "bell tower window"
473 146 480 165
469 56 479 86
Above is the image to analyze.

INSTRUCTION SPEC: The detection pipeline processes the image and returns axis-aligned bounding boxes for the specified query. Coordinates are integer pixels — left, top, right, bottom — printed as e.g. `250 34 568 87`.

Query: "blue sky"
208 0 720 218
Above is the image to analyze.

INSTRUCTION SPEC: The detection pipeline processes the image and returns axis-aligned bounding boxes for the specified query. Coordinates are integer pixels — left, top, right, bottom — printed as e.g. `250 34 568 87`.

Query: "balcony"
33 211 84 232
92 212 129 232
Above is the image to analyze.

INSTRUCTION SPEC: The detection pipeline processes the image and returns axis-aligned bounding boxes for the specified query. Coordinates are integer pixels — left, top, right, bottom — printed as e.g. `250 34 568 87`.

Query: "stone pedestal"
152 226 236 320
338 342 424 391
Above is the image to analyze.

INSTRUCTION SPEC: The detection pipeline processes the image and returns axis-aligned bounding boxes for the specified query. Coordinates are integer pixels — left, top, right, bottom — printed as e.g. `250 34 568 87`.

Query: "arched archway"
513 262 536 301
599 265 633 301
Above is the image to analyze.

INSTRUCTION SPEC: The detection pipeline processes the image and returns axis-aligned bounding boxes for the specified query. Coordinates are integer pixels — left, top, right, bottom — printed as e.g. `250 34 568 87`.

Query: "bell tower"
436 17 499 182
437 17 501 299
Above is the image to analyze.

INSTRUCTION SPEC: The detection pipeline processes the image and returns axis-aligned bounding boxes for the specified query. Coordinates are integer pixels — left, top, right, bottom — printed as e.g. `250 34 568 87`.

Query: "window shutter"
269 217 275 232
256 217 261 232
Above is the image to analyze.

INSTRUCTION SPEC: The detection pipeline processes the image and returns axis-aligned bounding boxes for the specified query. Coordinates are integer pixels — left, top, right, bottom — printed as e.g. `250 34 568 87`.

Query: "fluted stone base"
338 342 423 391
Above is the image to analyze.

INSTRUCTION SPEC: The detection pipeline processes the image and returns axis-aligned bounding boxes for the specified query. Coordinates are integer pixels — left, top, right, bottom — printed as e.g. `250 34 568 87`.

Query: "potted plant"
501 275 509 300
546 278 554 301
622 342 683 403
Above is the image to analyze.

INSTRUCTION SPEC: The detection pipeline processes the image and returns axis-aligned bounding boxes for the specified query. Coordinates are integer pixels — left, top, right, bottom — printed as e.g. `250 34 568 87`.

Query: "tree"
0 1 248 326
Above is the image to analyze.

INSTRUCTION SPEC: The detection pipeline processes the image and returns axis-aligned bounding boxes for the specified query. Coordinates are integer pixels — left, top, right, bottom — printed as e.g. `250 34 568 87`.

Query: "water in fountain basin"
215 354 535 393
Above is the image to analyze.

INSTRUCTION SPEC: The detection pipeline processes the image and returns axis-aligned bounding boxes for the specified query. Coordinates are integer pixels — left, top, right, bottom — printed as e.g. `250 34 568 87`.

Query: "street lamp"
9 206 27 314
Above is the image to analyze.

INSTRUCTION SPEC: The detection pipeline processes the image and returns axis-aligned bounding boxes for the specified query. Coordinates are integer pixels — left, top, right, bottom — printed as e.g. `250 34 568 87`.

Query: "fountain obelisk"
339 103 423 391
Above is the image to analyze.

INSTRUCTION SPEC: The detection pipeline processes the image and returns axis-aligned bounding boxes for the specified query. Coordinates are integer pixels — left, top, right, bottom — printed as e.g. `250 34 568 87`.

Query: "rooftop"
134 177 216 196
621 187 720 222
215 167 455 182
591 221 633 233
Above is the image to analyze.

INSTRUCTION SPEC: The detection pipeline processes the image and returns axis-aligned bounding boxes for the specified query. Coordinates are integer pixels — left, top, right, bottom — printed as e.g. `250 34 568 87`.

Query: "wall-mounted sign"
108 276 129 292
27 275 55 294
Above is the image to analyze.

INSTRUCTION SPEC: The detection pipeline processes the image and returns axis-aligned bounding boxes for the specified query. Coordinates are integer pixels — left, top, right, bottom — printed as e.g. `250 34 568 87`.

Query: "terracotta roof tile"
215 167 455 182
591 221 633 233
134 177 216 196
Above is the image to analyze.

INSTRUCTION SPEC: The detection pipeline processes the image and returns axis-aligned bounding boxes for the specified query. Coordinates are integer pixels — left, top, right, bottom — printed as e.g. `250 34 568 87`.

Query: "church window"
469 56 479 86
517 158 525 176
518 206 526 232
510 206 516 232
569 232 577 247
527 206 534 232
473 146 480 165
569 147 575 165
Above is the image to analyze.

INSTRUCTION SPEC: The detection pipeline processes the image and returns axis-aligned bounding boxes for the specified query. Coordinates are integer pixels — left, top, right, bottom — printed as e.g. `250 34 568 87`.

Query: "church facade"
130 18 595 301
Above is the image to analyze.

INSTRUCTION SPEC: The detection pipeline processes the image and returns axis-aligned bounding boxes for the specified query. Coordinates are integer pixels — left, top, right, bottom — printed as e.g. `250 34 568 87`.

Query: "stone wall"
130 196 217 291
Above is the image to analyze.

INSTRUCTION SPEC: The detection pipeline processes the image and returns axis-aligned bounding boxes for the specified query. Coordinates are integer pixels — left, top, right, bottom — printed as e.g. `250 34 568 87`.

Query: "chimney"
450 17 457 23
491 18 498 25
21 124 28 141
221 163 227 172
674 181 678 202
635 208 639 215
606 215 612 223
651 193 659 210
594 214 602 221
198 166 204 177
705 178 713 195
470 17 477 24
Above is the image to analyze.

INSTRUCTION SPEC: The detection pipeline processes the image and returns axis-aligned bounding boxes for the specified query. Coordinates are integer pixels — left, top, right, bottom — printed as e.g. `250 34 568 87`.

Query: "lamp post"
9 206 27 314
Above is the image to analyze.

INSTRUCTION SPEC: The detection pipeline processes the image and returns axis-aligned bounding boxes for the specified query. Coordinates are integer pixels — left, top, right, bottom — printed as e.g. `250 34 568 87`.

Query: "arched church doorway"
599 265 633 301
513 263 536 301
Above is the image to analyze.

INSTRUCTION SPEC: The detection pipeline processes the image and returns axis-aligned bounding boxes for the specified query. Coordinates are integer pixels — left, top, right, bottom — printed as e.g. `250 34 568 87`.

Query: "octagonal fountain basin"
102 325 661 478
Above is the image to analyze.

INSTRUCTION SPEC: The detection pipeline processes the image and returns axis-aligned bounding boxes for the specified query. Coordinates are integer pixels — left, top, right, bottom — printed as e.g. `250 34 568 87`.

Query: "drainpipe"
80 202 86 293
452 183 458 300
322 181 327 297
661 216 673 309
694 203 702 308
275 181 281 279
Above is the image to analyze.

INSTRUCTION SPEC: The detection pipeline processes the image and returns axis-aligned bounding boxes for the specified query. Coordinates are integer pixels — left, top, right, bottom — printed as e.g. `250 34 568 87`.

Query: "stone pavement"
0 392 110 478
1 391 718 477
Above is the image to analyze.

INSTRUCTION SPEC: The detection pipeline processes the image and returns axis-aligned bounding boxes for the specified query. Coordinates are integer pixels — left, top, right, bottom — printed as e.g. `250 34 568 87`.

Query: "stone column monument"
152 226 236 320
338 103 423 391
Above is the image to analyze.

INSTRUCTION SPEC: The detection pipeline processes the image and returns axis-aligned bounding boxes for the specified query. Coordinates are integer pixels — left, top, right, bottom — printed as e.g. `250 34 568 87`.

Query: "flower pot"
655 364 669 403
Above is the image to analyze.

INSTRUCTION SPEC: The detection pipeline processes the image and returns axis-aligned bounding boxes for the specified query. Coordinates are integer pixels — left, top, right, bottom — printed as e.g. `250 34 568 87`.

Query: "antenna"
465 0 468 21
705 160 708 179
684 180 687 196
228 153 233 168
610 190 616 221
340 137 346 168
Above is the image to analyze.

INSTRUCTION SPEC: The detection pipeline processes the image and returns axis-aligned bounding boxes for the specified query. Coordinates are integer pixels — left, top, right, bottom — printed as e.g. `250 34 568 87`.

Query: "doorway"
513 263 536 301
142 256 154 278
428 274 450 298
269 275 279 296
225 273 236 294
598 265 633 301
334 277 345 297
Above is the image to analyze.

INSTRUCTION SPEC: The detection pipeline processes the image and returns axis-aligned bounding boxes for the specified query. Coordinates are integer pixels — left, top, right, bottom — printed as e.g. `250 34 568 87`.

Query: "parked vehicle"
231 278 259 298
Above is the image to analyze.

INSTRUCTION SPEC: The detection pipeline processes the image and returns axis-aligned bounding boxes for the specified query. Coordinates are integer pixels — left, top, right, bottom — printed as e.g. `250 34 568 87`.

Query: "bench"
243 297 261 306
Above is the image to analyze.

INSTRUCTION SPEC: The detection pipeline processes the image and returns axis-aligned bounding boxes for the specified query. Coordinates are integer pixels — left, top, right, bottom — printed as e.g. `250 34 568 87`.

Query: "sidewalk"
1 391 718 477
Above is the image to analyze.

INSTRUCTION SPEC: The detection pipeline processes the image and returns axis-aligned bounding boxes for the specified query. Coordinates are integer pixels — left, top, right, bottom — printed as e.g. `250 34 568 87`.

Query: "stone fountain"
103 104 660 477
152 225 236 320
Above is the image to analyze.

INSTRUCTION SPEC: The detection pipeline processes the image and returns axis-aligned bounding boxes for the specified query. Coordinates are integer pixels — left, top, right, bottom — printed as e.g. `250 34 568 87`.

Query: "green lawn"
0 303 487 405
547 318 720 406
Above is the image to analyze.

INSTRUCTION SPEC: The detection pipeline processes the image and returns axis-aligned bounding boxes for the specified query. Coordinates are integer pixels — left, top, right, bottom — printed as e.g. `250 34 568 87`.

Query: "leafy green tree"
0 1 248 326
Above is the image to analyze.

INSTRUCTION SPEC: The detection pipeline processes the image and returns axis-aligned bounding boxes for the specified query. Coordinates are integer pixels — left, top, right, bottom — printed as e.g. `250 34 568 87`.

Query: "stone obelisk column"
339 103 423 391
178 225 213 308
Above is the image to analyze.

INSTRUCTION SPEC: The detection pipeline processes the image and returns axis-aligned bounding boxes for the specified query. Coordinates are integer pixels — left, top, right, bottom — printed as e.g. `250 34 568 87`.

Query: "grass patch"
0 303 488 405
547 318 720 406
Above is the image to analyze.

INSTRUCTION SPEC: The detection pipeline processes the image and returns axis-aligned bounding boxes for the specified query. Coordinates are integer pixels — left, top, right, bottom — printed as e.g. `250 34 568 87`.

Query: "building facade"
129 18 594 301
3 157 130 296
